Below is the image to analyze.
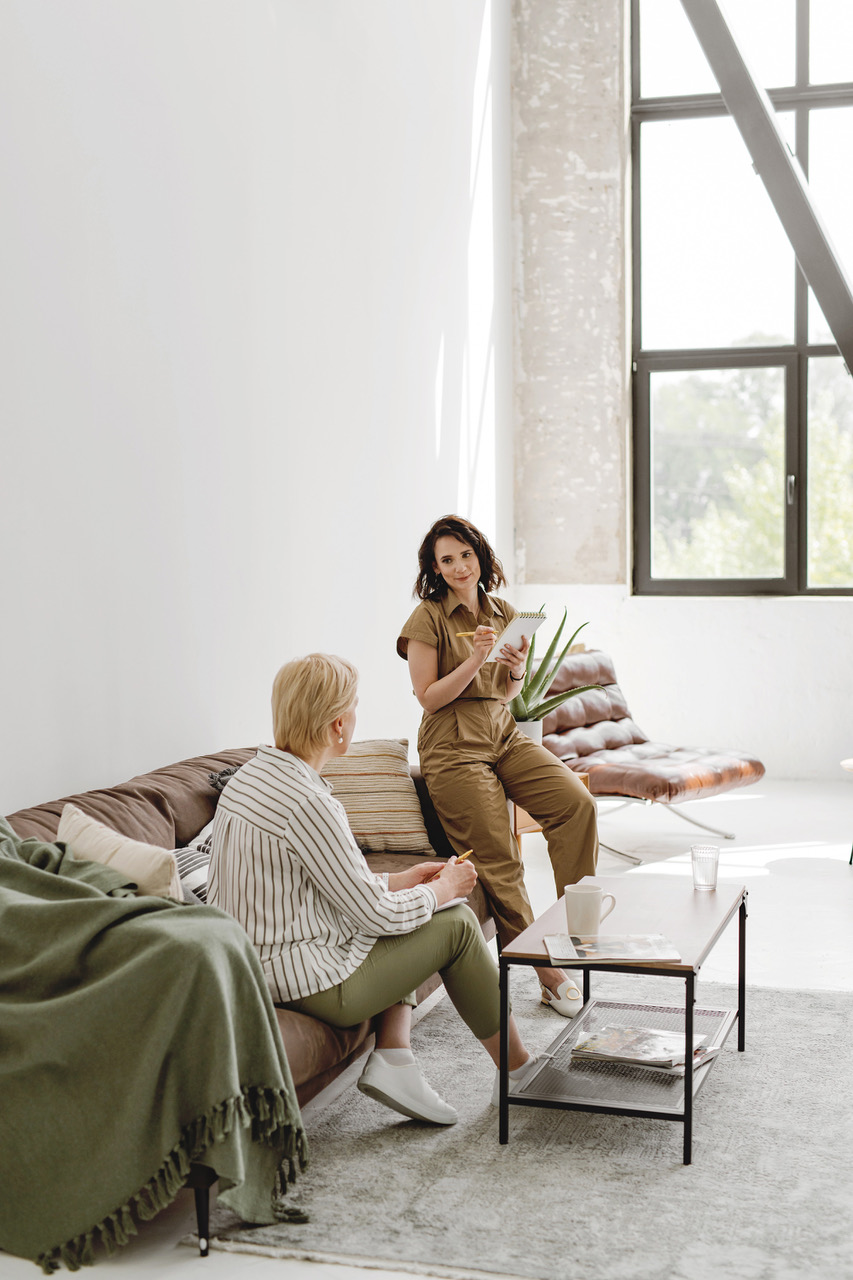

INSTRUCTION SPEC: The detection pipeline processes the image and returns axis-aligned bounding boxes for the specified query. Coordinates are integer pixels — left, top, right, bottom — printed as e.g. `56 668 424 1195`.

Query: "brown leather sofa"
7 748 495 1108
540 650 765 842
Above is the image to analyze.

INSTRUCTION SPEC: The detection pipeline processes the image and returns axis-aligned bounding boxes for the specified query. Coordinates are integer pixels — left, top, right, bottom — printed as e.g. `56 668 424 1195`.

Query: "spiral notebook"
486 611 546 661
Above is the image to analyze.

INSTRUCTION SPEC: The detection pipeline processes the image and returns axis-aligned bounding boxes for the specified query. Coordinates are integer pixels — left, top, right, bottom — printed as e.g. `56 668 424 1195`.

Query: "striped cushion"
174 820 214 903
321 739 433 854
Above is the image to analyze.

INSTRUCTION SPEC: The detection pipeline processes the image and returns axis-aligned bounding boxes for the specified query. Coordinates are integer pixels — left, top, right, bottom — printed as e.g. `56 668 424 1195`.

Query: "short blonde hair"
271 653 359 758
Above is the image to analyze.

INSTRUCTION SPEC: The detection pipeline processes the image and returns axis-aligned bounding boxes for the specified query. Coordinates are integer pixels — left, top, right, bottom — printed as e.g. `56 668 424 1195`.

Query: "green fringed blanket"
0 817 308 1272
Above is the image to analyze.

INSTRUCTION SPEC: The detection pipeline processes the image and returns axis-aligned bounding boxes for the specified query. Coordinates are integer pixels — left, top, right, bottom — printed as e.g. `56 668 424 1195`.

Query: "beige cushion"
321 739 432 854
57 803 184 901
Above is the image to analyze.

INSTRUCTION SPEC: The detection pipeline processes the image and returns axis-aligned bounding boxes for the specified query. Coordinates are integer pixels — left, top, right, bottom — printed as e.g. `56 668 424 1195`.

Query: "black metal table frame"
498 891 748 1164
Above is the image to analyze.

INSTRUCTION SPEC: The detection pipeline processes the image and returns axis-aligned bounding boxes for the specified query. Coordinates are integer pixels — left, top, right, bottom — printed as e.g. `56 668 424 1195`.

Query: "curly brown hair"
413 514 507 600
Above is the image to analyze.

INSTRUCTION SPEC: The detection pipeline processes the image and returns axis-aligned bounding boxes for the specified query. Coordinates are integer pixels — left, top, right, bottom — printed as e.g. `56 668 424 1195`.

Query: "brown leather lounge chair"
541 649 766 864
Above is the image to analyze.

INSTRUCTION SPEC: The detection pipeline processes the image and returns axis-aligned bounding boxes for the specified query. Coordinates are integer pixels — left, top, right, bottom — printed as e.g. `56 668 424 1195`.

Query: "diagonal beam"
680 0 853 373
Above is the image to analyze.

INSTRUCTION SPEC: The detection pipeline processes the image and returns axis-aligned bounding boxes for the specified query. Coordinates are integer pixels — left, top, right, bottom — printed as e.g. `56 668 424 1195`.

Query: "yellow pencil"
427 849 474 881
456 630 495 637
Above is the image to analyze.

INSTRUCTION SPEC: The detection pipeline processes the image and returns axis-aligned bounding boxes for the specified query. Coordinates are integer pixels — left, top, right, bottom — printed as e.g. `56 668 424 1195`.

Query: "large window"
632 0 853 594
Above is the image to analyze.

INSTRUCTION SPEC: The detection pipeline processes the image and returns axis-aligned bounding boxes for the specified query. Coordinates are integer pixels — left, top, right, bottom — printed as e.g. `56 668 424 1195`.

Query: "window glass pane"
810 0 853 84
639 0 718 98
650 367 786 579
807 357 853 587
641 117 794 349
638 0 795 98
809 290 832 345
807 107 853 343
724 0 796 89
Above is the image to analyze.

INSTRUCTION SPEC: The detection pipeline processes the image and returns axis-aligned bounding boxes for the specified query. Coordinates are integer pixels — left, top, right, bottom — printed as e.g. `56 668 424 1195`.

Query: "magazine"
544 933 682 964
570 1024 709 1070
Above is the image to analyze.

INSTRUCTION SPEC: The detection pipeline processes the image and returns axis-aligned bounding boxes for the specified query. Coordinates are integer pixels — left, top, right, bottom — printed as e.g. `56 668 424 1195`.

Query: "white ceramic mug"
564 884 616 936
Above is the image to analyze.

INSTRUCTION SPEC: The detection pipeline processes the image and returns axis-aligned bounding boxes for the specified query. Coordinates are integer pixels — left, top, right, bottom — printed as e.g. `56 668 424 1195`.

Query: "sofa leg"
194 1186 209 1257
186 1163 218 1257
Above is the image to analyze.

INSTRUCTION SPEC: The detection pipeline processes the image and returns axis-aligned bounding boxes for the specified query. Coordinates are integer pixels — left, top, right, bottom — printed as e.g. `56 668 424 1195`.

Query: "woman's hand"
429 856 478 907
495 634 529 683
469 624 497 670
387 863 445 892
387 858 477 906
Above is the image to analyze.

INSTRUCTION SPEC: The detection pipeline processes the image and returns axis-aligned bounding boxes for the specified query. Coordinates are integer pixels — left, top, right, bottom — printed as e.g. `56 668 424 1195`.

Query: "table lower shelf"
511 998 738 1117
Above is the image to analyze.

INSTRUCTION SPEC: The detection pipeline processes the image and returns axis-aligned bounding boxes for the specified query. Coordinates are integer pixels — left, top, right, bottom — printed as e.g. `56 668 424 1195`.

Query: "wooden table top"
501 875 746 973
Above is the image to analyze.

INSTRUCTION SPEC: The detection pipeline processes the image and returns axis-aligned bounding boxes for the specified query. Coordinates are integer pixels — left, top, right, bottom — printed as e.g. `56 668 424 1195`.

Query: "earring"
338 734 344 743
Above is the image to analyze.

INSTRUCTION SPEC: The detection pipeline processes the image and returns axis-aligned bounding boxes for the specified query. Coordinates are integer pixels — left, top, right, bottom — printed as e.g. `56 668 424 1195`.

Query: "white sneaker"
540 976 584 1018
357 1052 458 1125
490 1053 543 1107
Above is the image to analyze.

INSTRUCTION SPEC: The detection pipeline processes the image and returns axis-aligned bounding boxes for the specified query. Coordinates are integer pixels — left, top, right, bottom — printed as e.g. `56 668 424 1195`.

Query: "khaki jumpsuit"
397 589 598 947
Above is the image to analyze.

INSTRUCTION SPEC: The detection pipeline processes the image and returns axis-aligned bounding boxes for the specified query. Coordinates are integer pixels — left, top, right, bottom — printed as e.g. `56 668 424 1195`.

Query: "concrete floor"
2 778 851 1280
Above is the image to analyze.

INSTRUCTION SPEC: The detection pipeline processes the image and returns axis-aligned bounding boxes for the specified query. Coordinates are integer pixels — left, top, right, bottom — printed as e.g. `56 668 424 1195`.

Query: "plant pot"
514 718 543 746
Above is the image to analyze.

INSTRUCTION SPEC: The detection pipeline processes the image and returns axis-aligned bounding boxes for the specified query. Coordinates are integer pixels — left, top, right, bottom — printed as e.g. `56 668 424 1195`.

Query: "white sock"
375 1048 416 1067
509 1054 536 1079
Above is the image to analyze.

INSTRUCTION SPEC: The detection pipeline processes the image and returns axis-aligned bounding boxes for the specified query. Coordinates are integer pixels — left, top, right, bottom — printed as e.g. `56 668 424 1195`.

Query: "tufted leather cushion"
541 650 765 804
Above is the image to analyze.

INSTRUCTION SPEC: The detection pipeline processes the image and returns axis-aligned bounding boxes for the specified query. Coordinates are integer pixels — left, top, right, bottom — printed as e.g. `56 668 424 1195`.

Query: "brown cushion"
6 748 257 847
540 649 765 804
548 739 766 804
277 1008 372 1094
546 714 647 759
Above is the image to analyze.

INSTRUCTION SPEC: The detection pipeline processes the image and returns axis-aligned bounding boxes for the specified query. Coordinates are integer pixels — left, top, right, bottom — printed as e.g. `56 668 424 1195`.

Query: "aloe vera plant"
508 612 602 723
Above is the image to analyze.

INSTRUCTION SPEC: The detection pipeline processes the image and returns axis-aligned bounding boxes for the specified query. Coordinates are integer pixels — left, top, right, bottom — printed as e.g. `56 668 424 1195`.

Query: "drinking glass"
690 844 720 891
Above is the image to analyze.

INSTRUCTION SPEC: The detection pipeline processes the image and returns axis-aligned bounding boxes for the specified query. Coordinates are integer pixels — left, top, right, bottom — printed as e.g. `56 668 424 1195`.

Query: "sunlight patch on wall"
458 0 496 536
434 333 445 457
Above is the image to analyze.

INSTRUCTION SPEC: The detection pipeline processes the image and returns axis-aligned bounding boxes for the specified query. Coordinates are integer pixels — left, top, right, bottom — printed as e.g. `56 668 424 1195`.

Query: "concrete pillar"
512 0 630 583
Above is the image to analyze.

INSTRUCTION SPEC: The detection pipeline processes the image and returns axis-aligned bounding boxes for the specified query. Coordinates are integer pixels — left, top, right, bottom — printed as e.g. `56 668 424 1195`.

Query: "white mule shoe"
540 976 584 1018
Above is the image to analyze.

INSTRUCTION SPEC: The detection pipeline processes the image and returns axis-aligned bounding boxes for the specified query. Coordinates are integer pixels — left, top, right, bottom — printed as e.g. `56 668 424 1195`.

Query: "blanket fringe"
36 1085 308 1274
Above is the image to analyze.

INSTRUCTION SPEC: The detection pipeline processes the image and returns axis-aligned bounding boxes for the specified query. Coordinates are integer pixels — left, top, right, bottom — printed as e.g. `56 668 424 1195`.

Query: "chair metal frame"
594 794 736 865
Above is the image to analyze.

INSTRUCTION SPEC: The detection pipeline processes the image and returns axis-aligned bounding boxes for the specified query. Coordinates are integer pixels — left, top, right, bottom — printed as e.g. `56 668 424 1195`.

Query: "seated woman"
207 652 537 1126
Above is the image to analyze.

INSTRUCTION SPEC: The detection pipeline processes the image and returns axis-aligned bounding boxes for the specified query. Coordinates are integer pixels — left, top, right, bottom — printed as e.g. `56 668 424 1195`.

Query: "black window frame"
631 0 853 597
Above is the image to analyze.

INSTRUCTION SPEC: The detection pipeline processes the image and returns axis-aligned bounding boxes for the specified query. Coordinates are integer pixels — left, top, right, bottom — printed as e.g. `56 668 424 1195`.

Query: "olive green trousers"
282 904 502 1041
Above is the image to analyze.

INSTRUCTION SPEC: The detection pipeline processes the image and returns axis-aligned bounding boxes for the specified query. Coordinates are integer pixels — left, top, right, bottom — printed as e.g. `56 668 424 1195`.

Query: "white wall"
513 585 853 781
0 0 512 811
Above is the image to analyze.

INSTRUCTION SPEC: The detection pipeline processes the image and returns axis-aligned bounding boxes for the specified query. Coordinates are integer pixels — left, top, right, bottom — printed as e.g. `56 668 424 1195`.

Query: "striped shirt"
207 745 437 1003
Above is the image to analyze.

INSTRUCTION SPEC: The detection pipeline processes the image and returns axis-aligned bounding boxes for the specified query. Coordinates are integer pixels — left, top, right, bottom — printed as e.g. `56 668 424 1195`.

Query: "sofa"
7 744 496 1108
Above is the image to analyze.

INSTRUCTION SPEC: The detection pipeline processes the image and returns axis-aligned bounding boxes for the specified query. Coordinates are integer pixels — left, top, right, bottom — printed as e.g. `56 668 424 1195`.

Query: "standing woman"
208 652 538 1126
397 515 599 1016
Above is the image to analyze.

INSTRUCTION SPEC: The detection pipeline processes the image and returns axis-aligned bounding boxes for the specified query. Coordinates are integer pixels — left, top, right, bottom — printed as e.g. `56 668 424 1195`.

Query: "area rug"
185 970 853 1280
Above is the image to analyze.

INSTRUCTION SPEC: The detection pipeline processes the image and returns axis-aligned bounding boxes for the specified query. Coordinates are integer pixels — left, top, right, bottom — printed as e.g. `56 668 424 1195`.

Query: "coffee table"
498 875 747 1164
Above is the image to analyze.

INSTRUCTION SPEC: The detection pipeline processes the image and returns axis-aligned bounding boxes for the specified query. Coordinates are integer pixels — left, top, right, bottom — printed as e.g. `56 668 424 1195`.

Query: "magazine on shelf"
543 933 682 965
570 1025 711 1072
